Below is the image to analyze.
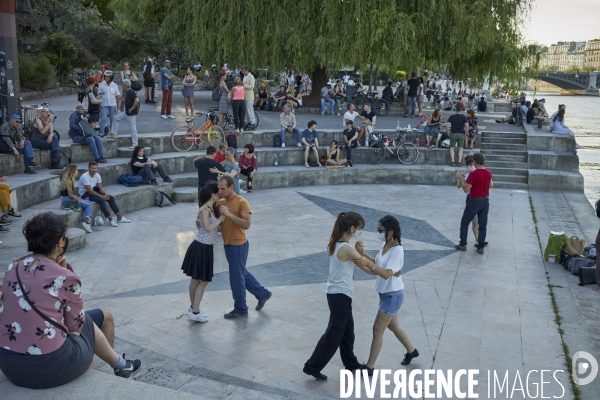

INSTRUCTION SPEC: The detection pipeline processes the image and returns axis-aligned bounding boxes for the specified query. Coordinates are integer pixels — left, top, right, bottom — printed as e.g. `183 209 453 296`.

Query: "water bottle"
274 155 278 166
396 121 400 131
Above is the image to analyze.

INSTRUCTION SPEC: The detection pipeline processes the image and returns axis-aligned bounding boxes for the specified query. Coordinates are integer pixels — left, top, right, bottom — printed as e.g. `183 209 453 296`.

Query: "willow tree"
111 0 538 104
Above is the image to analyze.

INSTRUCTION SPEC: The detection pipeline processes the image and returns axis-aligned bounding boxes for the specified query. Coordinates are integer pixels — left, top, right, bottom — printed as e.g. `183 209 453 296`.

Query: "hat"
76 104 86 109
259 82 266 88
164 59 171 64
345 119 353 125
10 114 22 121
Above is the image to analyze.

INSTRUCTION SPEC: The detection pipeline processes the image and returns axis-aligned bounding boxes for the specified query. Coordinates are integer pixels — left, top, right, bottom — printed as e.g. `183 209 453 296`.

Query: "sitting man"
68 104 107 163
358 103 376 147
272 86 287 112
0 114 37 174
31 107 61 169
342 103 365 144
279 105 301 148
130 146 172 186
79 161 130 227
526 103 544 129
301 120 322 168
320 83 336 115
381 81 394 103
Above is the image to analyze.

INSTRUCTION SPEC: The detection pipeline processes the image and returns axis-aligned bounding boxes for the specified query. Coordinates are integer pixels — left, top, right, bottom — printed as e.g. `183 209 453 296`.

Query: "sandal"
8 208 21 217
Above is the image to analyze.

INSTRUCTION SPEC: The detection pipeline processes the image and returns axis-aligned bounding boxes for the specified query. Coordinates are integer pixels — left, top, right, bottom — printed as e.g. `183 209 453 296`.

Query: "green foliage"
395 71 407 81
18 54 55 91
39 32 97 81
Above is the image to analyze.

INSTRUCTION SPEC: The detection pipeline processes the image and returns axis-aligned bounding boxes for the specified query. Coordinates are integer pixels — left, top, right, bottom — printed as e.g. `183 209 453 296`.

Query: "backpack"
584 244 596 259
212 86 222 101
55 151 71 169
226 132 238 149
118 173 144 187
273 134 281 148
131 80 142 91
155 190 176 207
567 255 595 275
578 265 598 286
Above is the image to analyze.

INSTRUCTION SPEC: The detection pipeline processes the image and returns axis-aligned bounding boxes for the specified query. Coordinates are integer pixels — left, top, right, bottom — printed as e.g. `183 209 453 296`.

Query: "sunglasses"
376 228 386 233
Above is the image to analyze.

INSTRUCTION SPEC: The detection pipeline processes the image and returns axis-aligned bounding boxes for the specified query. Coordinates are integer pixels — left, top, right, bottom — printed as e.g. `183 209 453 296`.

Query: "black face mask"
60 237 69 257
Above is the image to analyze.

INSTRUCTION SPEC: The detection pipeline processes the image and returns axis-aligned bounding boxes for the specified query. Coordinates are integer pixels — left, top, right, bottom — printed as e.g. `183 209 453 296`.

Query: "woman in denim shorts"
355 215 419 374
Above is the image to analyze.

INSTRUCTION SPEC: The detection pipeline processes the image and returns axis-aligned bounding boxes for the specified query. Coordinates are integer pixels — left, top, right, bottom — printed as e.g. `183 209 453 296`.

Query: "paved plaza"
4 183 599 399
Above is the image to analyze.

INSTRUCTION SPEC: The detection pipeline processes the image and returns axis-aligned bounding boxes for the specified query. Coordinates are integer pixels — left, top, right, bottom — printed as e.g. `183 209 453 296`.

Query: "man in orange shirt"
218 176 271 319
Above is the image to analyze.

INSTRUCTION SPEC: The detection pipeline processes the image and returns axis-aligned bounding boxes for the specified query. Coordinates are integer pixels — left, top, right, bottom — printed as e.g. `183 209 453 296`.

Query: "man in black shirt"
404 72 419 117
114 79 140 149
194 145 226 187
381 81 393 103
358 103 376 146
446 104 469 167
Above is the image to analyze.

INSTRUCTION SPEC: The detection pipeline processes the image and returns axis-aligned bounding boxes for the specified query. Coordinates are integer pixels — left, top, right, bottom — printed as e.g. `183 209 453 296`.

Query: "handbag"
15 260 69 336
61 199 80 210
565 236 586 255
79 120 96 137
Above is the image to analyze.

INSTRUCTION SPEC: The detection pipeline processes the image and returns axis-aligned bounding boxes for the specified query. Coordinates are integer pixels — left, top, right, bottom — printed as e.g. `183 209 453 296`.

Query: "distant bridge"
533 72 598 91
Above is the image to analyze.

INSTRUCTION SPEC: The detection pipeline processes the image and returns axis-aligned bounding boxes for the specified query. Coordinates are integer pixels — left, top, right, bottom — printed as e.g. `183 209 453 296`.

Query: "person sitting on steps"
325 140 347 167
59 165 93 233
31 107 61 169
0 175 21 236
279 105 301 148
130 146 172 186
68 104 107 164
302 120 322 168
79 161 131 227
0 114 37 174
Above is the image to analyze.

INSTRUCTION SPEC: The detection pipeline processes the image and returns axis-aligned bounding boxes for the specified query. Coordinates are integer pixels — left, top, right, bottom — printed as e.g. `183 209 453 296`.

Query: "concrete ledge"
528 169 584 192
0 369 204 400
526 131 576 152
528 150 580 171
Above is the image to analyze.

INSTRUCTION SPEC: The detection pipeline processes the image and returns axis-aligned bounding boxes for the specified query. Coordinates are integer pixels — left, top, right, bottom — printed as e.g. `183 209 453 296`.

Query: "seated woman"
286 91 303 112
424 108 442 148
325 140 347 167
130 146 172 185
0 175 21 237
443 96 453 110
60 165 93 233
550 109 574 136
238 144 257 193
210 147 242 194
0 212 142 389
253 83 270 110
272 86 287 112
526 104 544 129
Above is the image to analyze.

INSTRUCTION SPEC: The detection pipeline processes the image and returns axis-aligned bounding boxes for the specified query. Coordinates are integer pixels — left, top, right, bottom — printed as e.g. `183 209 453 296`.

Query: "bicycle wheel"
206 125 226 145
351 97 365 110
373 99 390 116
253 112 259 129
397 142 419 165
171 126 195 151
367 140 385 165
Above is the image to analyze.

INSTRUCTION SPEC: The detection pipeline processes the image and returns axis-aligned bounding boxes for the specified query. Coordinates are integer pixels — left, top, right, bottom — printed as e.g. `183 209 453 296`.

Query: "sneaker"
477 247 484 255
401 348 419 366
96 158 107 163
188 311 208 323
118 217 131 223
0 216 12 226
110 219 118 227
161 115 168 119
29 161 39 167
454 244 466 251
94 216 104 226
297 143 302 147
224 310 248 319
256 290 272 311
240 189 247 194
238 179 246 184
365 140 369 147
151 180 159 186
109 134 118 139
113 355 142 379
81 222 93 233
303 366 327 381
168 115 175 119
0 225 9 232
24 168 36 174
187 306 207 319
163 177 173 183
281 143 286 148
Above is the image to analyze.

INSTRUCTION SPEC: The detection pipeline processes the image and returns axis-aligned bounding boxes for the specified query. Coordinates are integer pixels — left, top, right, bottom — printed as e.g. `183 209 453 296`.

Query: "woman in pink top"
238 143 258 192
0 213 141 388
231 77 246 133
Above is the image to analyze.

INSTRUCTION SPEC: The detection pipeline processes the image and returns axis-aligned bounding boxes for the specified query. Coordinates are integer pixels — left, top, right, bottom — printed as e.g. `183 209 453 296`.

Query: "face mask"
467 165 475 172
377 231 387 242
138 156 145 159
351 229 362 238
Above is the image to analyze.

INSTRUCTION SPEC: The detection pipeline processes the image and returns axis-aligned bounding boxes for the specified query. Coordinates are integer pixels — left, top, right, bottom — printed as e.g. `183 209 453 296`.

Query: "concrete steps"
480 142 527 151
486 167 529 176
480 136 526 145
485 160 528 169
117 146 152 158
480 131 529 188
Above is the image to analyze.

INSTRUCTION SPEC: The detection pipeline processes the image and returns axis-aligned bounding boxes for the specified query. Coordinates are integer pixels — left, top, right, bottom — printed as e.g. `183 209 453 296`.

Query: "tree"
110 0 539 105
40 32 96 81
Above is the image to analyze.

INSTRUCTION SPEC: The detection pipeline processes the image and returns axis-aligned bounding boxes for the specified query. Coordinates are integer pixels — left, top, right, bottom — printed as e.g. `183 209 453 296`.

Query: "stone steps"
486 167 529 177
117 146 152 158
481 131 526 139
484 154 528 163
492 181 529 190
492 173 528 184
485 160 529 169
480 142 528 151
480 136 526 145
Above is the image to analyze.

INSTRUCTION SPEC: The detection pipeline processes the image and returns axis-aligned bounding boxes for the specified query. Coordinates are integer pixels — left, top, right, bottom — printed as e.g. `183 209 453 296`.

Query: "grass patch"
529 195 581 400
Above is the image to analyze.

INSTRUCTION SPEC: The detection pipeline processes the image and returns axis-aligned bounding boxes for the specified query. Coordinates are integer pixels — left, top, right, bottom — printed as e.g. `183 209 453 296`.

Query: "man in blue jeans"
455 153 493 255
320 84 336 115
0 114 37 174
218 176 272 319
404 72 419 117
68 104 107 163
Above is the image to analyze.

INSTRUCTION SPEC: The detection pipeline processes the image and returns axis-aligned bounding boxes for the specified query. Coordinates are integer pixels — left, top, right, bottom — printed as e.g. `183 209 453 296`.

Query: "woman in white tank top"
304 211 405 381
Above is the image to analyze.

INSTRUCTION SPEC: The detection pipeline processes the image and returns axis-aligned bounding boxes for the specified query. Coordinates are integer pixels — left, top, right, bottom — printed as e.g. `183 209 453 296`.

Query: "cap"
10 114 21 120
76 104 86 109
164 59 171 63
345 119 353 125
259 82 266 88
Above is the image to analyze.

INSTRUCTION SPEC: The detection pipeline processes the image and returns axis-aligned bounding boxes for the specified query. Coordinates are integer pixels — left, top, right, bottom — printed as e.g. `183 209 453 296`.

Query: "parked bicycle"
367 129 420 165
351 91 390 116
170 111 225 151
205 107 260 131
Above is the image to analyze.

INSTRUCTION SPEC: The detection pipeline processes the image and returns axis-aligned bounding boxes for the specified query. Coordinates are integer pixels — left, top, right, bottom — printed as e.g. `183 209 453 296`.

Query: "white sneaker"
118 217 131 223
82 222 93 233
187 306 207 319
110 219 118 227
94 216 104 226
188 311 207 323
297 143 302 147
240 189 247 194
238 179 246 184
281 143 285 148
168 115 175 119
161 115 168 119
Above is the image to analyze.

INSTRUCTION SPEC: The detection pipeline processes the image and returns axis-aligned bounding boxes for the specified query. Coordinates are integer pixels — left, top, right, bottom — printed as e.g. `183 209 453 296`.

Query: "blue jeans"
378 290 404 315
345 139 358 160
223 241 267 314
99 106 116 135
459 197 489 248
61 196 93 219
32 136 59 152
280 127 301 145
71 135 104 159
529 119 539 125
405 96 417 116
82 188 119 218
15 142 34 169
320 98 335 114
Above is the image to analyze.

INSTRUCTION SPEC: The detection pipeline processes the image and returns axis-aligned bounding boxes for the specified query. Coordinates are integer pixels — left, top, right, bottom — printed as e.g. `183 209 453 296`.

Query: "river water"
526 92 600 205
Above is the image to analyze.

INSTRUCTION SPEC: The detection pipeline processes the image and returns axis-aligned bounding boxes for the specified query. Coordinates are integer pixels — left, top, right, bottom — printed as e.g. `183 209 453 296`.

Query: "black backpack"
54 151 71 169
226 133 238 149
273 134 281 147
131 80 142 91
212 86 222 102
155 191 176 208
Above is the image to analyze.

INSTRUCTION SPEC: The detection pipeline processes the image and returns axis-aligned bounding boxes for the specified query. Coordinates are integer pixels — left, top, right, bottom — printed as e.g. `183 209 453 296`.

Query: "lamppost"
0 1 21 125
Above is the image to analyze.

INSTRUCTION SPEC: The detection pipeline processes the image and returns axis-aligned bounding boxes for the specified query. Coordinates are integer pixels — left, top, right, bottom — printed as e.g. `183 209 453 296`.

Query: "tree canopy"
111 0 539 82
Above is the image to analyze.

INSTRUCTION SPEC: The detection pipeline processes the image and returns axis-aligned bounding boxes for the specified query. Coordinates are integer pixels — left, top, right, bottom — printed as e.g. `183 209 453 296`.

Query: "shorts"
378 289 404 315
449 132 465 148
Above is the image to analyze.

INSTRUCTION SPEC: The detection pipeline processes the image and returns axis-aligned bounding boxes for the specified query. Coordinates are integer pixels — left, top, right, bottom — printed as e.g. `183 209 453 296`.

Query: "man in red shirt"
455 153 493 254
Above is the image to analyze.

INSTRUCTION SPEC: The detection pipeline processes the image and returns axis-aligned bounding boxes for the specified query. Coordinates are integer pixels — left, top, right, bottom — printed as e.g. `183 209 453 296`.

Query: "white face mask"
377 231 387 242
351 229 362 238
467 165 475 172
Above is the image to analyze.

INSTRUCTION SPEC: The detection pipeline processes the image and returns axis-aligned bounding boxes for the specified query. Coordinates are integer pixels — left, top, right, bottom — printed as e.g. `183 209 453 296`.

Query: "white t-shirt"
98 81 120 107
343 74 349 84
342 111 360 127
374 244 404 294
78 171 102 197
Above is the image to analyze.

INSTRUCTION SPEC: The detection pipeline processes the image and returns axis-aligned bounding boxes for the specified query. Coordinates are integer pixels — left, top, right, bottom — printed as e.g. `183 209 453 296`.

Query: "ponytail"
327 211 364 255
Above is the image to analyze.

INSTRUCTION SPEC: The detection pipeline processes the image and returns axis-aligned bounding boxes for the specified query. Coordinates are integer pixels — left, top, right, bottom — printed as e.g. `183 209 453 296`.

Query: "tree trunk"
368 64 373 92
303 66 327 107
373 66 379 92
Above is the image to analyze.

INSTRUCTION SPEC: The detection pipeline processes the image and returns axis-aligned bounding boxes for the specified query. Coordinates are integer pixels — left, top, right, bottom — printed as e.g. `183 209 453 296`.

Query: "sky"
524 0 600 46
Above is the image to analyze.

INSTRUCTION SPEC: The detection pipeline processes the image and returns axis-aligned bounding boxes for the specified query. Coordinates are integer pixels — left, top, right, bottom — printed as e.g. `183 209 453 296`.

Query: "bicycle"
205 107 260 131
170 111 225 151
351 91 390 116
367 129 420 165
